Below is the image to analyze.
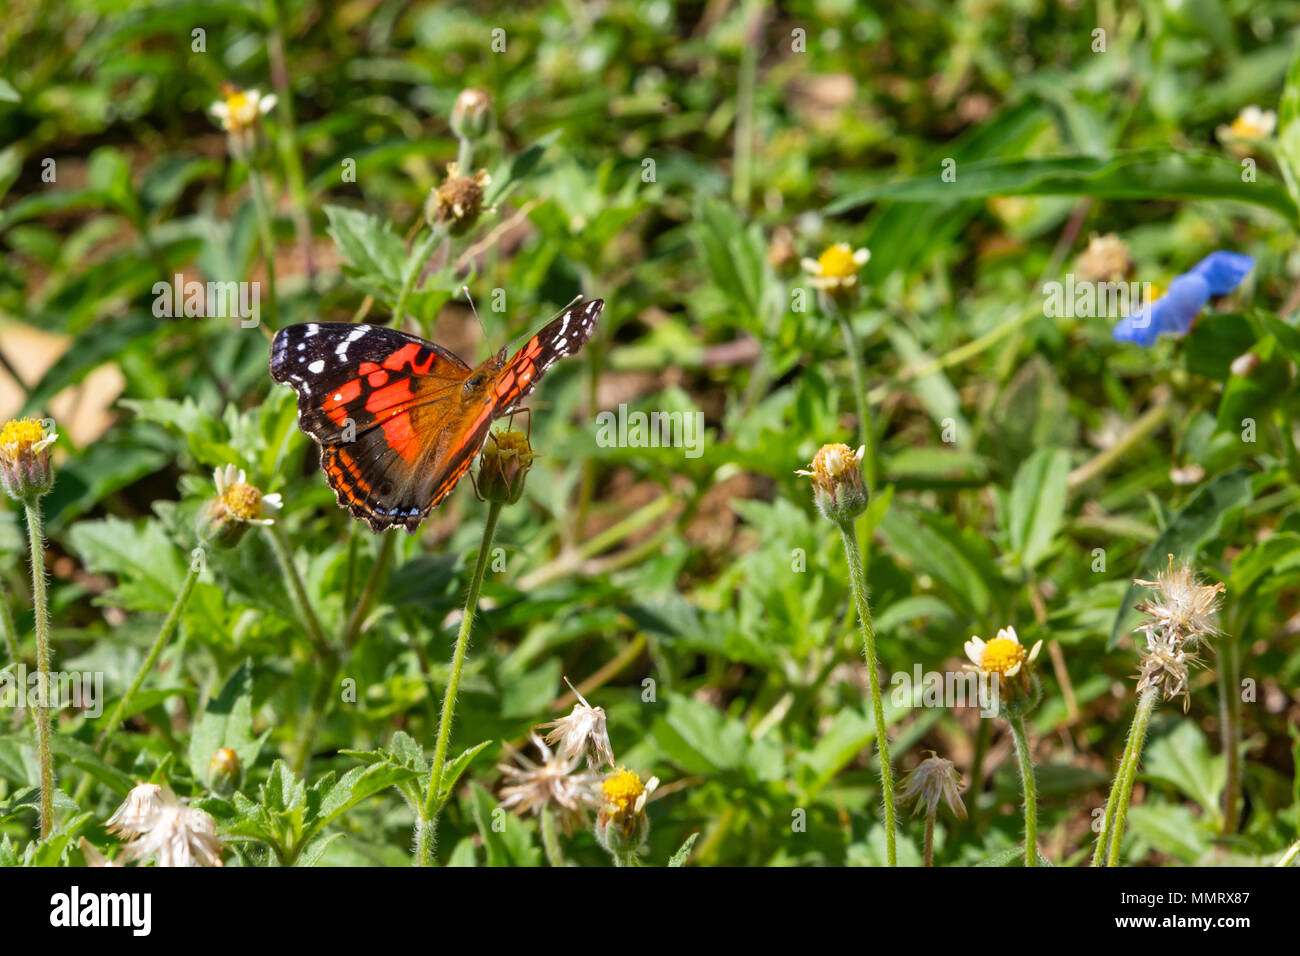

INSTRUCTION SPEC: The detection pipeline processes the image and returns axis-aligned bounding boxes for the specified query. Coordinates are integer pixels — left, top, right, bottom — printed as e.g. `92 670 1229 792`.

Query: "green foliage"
0 0 1297 870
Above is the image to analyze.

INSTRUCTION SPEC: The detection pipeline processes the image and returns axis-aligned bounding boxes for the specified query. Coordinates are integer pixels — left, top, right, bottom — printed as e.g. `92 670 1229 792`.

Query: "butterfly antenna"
463 285 491 357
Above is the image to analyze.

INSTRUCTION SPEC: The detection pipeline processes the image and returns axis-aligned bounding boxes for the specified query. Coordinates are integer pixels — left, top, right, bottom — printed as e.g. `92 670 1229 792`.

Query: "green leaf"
1108 469 1252 647
468 782 539 867
668 832 699 867
66 516 188 612
1143 722 1226 824
828 151 1299 227
187 661 262 791
1008 447 1070 570
434 739 492 815
1276 35 1300 207
323 203 406 301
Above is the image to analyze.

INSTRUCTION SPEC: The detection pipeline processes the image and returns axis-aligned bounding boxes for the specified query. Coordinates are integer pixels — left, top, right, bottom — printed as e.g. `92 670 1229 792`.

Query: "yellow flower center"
0 418 47 452
811 443 857 479
601 769 645 812
222 482 263 521
980 637 1026 675
817 244 860 280
489 429 531 458
1230 116 1265 139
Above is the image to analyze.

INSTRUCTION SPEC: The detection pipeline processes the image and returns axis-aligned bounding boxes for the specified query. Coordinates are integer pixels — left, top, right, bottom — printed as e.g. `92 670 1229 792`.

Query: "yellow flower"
0 416 57 500
964 626 1041 679
1217 105 1276 156
197 465 282 549
801 242 870 293
209 85 277 135
596 767 659 858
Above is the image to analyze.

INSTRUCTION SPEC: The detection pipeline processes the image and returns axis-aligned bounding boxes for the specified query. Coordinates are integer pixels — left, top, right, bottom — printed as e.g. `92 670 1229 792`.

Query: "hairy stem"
23 500 54 839
835 519 896 865
417 502 502 866
923 812 935 867
1008 714 1038 867
96 563 201 750
266 524 331 661
1106 688 1157 866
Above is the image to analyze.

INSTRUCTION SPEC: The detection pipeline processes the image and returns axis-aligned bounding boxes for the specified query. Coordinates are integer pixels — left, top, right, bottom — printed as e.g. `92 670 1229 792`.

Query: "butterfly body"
270 298 603 533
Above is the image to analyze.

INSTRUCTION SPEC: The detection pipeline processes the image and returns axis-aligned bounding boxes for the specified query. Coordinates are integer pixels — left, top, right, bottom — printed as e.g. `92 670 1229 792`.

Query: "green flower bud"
797 443 868 525
450 88 494 141
0 417 57 502
208 747 243 796
477 429 534 504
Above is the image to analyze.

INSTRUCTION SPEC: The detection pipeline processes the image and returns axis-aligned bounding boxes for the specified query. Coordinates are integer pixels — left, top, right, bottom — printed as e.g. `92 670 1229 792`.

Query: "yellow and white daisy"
964 625 1042 680
801 243 870 293
209 85 277 135
213 464 282 525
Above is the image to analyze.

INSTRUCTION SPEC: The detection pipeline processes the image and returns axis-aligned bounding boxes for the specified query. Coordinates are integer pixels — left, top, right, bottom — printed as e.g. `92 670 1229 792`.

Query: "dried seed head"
1133 554 1225 648
897 752 967 820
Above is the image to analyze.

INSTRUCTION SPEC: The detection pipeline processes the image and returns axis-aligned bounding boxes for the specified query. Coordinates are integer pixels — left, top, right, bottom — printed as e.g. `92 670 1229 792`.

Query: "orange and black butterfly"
270 298 603 533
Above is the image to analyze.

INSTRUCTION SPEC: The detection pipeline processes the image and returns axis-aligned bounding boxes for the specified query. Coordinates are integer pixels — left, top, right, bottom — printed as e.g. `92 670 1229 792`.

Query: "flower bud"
425 162 492 235
595 768 657 862
450 88 494 141
208 747 243 796
797 443 868 524
0 417 57 502
477 429 534 504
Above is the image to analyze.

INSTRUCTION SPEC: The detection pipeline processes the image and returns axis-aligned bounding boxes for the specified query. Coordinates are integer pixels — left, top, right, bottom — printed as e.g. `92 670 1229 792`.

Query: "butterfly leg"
506 406 533 442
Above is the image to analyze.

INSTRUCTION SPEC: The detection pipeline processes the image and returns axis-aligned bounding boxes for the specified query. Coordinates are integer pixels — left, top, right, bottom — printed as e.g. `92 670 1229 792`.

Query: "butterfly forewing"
270 322 469 531
268 298 603 533
490 297 604 416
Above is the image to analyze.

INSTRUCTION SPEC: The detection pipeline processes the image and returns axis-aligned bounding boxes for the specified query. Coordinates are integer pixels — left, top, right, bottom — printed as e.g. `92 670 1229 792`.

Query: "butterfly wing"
489 297 604 416
270 322 473 532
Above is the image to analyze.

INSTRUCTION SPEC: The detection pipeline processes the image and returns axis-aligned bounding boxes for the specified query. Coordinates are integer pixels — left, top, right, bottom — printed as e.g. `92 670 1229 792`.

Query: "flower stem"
392 227 443 329
540 806 567 867
96 563 201 750
417 501 502 866
246 165 281 330
266 524 331 661
22 499 54 839
833 304 875 488
1008 714 1038 867
835 519 896 865
1219 636 1242 834
923 812 935 867
1106 688 1157 866
1092 706 1140 866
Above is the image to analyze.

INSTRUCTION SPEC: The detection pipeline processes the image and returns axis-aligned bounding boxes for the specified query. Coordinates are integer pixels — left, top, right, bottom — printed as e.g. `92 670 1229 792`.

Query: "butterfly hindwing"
270 322 472 532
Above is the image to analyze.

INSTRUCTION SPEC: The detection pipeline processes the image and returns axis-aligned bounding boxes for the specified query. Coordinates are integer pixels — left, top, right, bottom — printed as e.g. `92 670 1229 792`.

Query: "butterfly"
269 297 603 533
